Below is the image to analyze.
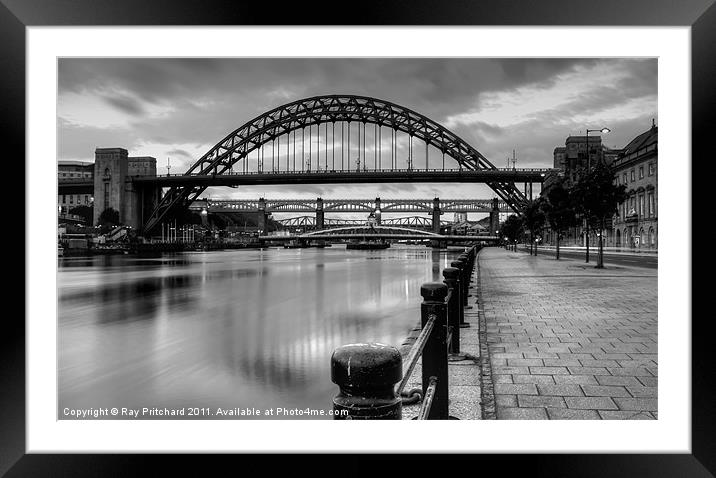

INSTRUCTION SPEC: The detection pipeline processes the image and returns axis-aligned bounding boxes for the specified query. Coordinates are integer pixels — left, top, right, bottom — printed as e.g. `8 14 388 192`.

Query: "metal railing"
330 244 480 420
140 167 554 178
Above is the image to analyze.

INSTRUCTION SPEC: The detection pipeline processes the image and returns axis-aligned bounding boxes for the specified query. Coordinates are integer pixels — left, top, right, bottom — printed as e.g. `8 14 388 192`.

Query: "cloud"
58 57 657 197
101 92 146 116
166 148 193 159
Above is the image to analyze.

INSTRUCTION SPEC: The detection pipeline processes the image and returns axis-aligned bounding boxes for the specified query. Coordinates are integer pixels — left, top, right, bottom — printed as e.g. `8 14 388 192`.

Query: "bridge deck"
132 169 552 187
258 234 500 241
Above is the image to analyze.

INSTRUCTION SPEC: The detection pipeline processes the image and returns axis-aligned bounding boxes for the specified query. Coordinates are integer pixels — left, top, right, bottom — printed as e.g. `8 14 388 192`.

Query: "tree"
541 180 577 260
499 214 524 251
523 198 546 256
97 207 120 230
570 162 627 268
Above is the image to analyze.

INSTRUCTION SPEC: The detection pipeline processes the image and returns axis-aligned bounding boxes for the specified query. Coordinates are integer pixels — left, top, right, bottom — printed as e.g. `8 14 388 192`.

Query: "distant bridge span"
190 197 514 214
258 223 499 242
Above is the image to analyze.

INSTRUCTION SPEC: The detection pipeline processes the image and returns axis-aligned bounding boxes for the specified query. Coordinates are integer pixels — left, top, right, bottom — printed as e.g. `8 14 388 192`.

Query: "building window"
104 182 110 208
639 166 644 179
639 195 645 217
648 192 655 217
648 163 655 176
84 195 89 204
69 195 73 204
630 170 635 182
62 195 66 204
623 173 628 184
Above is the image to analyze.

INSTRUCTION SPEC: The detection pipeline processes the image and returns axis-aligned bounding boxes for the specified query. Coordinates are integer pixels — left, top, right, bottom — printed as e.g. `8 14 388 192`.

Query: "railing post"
457 255 469 306
420 282 449 419
450 260 466 327
331 343 402 420
442 267 461 355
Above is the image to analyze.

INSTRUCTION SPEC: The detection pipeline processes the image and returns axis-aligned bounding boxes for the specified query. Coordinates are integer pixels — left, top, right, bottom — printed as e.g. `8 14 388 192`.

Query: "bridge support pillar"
316 197 325 230
93 148 129 227
133 183 161 232
432 197 441 235
375 197 382 225
489 198 500 235
258 197 267 235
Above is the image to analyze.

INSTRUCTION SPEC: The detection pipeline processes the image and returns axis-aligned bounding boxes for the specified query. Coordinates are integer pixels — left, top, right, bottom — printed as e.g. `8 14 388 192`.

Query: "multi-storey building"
543 123 658 250
610 123 658 249
57 160 94 214
548 134 619 246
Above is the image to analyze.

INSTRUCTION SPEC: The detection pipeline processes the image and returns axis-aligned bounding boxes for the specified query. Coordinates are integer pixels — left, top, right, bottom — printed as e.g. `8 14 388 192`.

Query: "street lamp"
583 126 610 264
585 127 611 171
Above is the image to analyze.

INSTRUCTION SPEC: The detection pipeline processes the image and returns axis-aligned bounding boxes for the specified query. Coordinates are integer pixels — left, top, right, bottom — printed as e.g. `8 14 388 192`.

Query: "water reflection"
58 245 461 419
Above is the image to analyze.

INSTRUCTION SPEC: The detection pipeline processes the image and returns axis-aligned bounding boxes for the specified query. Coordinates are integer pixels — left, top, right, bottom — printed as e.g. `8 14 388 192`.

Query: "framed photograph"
7 0 712 474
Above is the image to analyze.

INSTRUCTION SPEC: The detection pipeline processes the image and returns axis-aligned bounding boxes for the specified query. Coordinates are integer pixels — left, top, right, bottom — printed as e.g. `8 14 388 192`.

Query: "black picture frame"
5 0 712 475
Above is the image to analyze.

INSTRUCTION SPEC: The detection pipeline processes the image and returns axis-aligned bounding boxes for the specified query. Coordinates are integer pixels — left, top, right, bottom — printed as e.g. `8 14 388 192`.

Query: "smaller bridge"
275 215 453 230
191 195 504 236
259 224 499 243
190 197 513 214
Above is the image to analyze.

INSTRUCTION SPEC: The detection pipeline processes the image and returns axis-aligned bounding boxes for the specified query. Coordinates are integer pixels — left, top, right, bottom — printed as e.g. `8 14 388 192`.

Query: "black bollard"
420 282 449 419
442 267 461 355
450 260 467 327
457 257 469 306
331 343 402 420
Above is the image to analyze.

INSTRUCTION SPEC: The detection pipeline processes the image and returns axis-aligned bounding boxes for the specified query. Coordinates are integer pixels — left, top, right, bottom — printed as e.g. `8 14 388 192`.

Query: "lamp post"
582 127 610 263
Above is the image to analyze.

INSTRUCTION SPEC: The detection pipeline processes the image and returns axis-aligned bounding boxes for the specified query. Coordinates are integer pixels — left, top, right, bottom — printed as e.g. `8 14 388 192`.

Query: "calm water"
58 245 461 419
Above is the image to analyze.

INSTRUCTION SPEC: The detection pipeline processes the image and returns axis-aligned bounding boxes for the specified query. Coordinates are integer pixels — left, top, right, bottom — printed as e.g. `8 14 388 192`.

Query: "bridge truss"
275 215 452 230
191 197 512 214
143 95 531 233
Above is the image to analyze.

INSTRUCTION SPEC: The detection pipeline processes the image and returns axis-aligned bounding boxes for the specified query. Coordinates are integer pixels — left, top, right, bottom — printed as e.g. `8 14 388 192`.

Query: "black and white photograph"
56 57 659 421
3 0 708 468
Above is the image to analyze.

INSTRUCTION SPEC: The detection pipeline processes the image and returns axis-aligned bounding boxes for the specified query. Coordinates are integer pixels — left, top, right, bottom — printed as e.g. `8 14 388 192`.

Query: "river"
58 244 462 419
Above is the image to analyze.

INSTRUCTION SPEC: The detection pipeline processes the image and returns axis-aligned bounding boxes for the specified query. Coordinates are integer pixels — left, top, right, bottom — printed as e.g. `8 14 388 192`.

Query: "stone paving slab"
478 247 657 420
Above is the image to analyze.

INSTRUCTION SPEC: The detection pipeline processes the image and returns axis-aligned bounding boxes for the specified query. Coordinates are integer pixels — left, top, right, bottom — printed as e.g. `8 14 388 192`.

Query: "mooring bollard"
442 267 461 355
457 256 469 306
420 282 449 419
450 260 467 327
331 343 402 420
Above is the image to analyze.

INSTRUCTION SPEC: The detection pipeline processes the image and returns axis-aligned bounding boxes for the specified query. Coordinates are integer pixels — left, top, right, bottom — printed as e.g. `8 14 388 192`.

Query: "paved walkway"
478 247 657 420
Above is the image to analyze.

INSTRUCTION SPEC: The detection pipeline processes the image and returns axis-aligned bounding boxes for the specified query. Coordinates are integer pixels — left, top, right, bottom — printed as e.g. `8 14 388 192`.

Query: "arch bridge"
274 215 454 231
259 225 499 243
136 95 551 233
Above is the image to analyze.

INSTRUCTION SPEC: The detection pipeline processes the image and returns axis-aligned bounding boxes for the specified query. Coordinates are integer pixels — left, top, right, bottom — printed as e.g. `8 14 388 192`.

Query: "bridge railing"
145 167 554 178
330 244 480 420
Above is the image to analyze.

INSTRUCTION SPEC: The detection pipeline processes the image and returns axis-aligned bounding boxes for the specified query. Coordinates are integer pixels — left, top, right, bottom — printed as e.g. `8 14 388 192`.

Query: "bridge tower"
316 197 325 230
93 148 129 227
490 198 500 235
432 197 441 234
92 148 160 232
257 197 267 235
374 197 382 225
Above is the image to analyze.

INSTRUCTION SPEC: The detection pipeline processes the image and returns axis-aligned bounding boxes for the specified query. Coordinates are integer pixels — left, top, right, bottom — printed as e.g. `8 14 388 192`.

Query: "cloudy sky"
58 58 657 219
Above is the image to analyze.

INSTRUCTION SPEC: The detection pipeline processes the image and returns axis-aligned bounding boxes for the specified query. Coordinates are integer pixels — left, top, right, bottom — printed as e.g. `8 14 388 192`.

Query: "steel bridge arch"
144 94 527 232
